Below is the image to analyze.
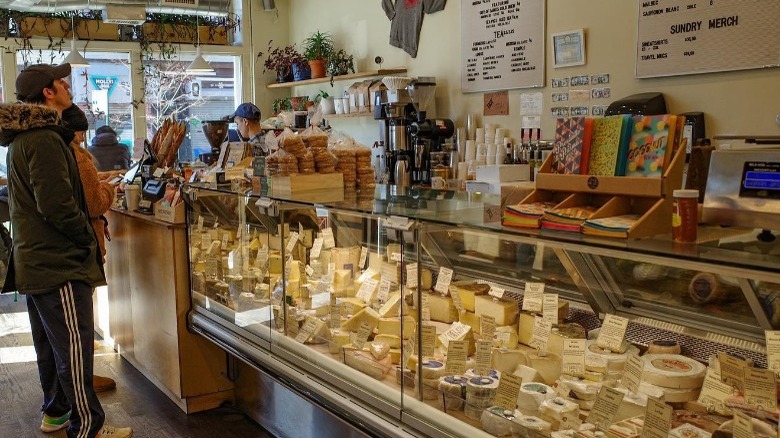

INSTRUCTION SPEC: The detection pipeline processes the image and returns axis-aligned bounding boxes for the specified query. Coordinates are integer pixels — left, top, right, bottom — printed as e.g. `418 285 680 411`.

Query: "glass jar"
672 189 699 242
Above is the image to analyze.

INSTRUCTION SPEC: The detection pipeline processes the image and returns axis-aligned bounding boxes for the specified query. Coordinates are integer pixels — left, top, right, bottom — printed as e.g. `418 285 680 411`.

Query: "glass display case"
184 182 780 438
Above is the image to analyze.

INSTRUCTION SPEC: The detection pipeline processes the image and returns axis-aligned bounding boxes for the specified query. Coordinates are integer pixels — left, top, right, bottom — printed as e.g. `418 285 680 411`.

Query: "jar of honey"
672 189 699 243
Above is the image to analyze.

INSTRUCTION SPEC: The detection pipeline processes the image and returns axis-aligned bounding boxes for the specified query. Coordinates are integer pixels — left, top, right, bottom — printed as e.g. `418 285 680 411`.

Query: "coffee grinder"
407 79 454 185
201 120 230 165
376 77 415 185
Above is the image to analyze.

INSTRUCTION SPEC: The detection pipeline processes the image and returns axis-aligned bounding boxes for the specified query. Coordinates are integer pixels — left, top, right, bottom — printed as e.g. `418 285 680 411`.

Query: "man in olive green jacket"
0 63 131 438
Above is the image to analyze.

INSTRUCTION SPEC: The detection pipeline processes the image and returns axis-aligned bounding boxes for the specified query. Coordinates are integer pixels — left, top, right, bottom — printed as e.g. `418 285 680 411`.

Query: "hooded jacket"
0 103 105 294
88 132 131 171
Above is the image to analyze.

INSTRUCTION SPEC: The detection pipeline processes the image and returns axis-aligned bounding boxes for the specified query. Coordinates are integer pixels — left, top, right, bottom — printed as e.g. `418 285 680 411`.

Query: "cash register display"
739 161 780 200
122 161 142 184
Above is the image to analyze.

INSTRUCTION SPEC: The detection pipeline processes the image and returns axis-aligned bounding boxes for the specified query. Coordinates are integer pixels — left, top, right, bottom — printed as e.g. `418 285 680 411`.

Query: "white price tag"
522 282 545 313
286 231 299 253
257 246 269 267
359 246 368 270
197 216 204 231
543 294 559 326
356 278 379 303
376 279 392 303
488 286 505 299
421 292 431 321
153 167 165 178
305 265 315 277
406 263 418 288
390 252 402 262
221 234 229 250
434 267 454 295
322 228 336 249
310 238 323 259
531 316 552 351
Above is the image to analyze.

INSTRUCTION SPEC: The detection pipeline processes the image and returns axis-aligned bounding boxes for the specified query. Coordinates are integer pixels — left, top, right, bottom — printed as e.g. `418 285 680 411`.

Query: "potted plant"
257 40 305 83
327 49 355 86
314 90 335 115
302 30 334 79
272 97 291 115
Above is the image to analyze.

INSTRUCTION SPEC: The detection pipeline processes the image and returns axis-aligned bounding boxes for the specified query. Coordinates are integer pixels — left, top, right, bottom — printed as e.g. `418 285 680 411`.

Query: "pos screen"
123 161 142 184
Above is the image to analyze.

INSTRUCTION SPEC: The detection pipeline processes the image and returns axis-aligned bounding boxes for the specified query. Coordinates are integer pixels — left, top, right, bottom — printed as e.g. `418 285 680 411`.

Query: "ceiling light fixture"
186 14 214 74
63 14 90 68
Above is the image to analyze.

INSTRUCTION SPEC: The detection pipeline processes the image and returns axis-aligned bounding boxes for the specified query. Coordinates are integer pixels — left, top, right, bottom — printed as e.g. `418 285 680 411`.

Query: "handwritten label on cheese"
766 330 780 377
439 322 471 349
597 314 629 353
257 246 269 267
285 231 299 253
697 368 732 413
475 340 493 377
451 289 466 314
406 263 419 288
295 318 319 343
376 279 392 303
359 246 368 270
718 352 747 392
310 238 323 259
522 282 545 313
622 352 644 394
562 339 587 376
542 293 559 326
744 367 777 411
206 258 218 278
444 340 468 374
322 228 335 249
221 234 229 250
642 397 672 438
356 278 378 303
480 315 496 341
487 285 504 300
402 336 415 369
353 321 372 349
421 325 437 358
390 252 402 262
531 316 552 351
495 373 522 411
434 267 454 295
733 411 754 438
197 216 204 231
587 387 625 431
420 292 431 321
305 265 315 277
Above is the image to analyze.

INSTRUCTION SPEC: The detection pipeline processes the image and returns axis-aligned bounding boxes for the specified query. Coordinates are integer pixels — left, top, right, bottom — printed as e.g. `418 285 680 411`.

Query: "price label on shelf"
420 292 431 321
406 263 418 288
221 234 229 250
305 265 315 277
597 314 629 353
329 298 341 330
322 228 335 249
359 246 368 270
475 340 492 377
444 341 468 374
488 285 505 299
480 315 496 341
257 246 269 268
295 318 318 343
376 279 392 303
197 216 204 231
587 387 625 431
434 267 453 295
543 293 559 326
356 278 379 303
562 339 586 376
495 374 522 411
310 238 323 259
286 231 299 254
621 352 643 394
522 282 545 313
642 397 672 438
421 325 437 358
531 316 552 352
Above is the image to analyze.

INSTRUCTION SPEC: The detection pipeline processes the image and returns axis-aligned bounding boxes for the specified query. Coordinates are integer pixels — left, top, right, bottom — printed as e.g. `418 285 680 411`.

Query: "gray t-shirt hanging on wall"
382 0 447 58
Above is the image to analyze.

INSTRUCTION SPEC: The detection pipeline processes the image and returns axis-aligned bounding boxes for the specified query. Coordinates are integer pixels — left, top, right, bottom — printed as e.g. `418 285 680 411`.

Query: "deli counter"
183 182 780 438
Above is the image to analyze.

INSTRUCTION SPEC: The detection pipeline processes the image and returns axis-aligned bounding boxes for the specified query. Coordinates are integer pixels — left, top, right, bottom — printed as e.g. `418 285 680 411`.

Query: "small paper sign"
201 233 210 251
475 340 493 376
718 352 747 392
421 325 437 358
376 279 392 303
356 278 379 303
285 231 299 253
480 315 496 342
597 314 629 353
434 267 453 295
621 352 644 394
587 387 625 431
522 282 545 313
451 289 466 314
305 265 315 277
257 247 269 267
330 298 341 330
359 246 368 270
295 318 319 343
390 252 402 262
197 216 204 231
766 330 780 376
353 321 372 349
488 285 505 299
562 339 587 376
310 238 323 259
221 234 229 250
641 397 672 438
531 316 552 351
495 374 522 410
444 340 468 374
744 367 777 411
543 294 559 326
733 411 754 438
420 292 431 321
322 228 336 249
484 90 510 116
402 336 416 369
406 263 418 288
697 368 733 413
205 258 218 278
439 322 471 349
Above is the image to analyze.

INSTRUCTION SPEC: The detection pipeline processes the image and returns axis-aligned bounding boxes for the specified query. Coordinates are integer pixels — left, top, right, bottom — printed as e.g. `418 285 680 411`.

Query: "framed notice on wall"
461 0 545 93
636 0 780 78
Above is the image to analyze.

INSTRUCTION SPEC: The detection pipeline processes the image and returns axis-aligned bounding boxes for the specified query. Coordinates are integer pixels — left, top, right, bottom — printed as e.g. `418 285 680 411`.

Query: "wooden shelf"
266 68 408 89
324 112 375 120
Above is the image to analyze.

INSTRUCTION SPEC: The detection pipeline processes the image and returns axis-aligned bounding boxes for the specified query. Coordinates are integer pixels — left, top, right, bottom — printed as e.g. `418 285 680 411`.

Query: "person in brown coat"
60 104 118 394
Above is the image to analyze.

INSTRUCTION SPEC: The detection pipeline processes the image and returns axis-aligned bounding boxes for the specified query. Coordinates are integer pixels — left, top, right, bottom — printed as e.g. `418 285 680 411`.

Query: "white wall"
251 0 780 146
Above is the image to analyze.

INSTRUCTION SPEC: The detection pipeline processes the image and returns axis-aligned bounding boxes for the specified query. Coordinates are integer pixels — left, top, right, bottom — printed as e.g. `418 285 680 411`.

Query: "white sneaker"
97 425 133 438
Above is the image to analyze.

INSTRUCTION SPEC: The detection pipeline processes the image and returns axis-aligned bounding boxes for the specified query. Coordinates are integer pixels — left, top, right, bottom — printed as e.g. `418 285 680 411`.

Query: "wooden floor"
0 292 276 438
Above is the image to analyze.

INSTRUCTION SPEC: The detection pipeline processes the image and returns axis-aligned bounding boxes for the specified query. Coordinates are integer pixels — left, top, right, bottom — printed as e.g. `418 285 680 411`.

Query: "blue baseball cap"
230 102 261 121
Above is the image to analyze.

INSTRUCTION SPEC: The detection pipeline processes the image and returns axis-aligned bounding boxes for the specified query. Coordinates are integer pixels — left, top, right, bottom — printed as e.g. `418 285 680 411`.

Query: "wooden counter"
99 208 234 413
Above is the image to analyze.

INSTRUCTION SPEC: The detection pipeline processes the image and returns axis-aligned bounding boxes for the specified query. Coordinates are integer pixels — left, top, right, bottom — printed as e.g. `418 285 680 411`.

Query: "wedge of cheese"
494 325 519 349
329 330 351 354
378 292 402 318
547 323 587 357
377 316 416 339
475 295 519 326
439 321 475 356
459 311 481 335
338 297 367 316
450 281 490 312
428 293 459 323
340 307 380 332
374 334 402 349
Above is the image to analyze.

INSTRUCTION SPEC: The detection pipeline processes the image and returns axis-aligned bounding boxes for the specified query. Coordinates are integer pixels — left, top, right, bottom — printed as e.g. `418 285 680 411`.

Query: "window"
143 53 240 162
15 50 135 154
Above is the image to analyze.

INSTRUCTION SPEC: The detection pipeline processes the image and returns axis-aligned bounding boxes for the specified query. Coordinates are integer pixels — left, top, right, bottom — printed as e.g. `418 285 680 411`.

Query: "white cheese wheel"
516 382 555 416
585 340 633 373
640 354 706 389
539 397 579 431
438 375 468 410
512 415 553 436
465 368 501 380
416 377 440 400
640 381 699 402
492 348 530 374
480 406 518 437
559 375 603 401
529 352 563 385
421 360 446 379
669 424 711 438
513 364 543 383
466 376 499 412
647 339 682 355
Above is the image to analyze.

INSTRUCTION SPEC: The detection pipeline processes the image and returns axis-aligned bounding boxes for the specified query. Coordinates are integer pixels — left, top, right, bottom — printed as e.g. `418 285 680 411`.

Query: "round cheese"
466 376 499 410
516 382 555 416
640 354 706 389
512 415 552 436
642 381 699 402
465 368 501 380
540 397 579 430
585 340 630 372
438 375 468 410
688 272 727 305
647 340 682 355
480 406 517 437
416 377 440 400
421 360 446 379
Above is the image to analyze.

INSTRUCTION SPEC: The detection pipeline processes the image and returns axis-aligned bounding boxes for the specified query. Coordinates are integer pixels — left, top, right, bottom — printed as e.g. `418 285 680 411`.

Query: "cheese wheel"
647 340 682 355
395 366 415 388
669 424 711 438
480 406 518 437
466 376 499 413
529 352 563 385
516 382 555 416
688 272 727 305
640 354 706 389
585 356 609 374
421 360 446 379
641 381 699 402
512 415 553 436
416 377 440 400
438 375 468 410
513 364 543 383
559 375 602 401
539 397 579 431
465 368 501 380
585 340 632 372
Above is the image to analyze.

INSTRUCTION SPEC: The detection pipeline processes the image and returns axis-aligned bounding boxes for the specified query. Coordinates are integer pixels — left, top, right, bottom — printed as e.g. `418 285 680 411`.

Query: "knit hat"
61 104 89 131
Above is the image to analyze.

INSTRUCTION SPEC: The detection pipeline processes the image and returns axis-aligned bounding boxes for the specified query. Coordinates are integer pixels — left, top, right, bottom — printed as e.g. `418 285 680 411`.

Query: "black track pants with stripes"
27 281 105 438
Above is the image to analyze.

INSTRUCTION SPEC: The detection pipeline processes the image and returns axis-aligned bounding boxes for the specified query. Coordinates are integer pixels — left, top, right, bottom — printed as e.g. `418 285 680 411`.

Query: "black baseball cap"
16 63 72 102
230 102 261 121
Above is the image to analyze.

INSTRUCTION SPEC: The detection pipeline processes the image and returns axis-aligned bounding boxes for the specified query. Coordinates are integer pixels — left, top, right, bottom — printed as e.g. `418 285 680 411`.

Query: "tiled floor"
0 292 275 438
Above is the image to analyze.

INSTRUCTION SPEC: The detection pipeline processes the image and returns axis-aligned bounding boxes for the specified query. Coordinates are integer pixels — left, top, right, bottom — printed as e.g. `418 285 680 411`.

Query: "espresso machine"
376 79 416 186
407 80 454 184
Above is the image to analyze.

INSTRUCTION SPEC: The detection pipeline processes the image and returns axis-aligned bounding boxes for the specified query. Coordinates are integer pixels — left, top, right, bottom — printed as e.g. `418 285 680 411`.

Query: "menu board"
461 0 545 92
636 0 780 78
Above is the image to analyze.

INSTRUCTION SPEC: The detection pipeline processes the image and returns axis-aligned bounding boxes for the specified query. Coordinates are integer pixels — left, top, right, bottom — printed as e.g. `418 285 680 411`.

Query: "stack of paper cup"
476 143 487 160
465 140 477 161
494 128 506 145
456 127 467 162
484 124 496 143
475 128 485 145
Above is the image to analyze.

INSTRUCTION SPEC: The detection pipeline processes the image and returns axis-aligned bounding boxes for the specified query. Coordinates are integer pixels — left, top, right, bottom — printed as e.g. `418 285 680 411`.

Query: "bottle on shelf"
504 141 514 164
533 129 543 181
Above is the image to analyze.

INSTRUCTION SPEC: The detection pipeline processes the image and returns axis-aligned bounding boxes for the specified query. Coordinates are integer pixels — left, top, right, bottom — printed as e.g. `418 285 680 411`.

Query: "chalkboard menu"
636 0 780 78
461 0 545 93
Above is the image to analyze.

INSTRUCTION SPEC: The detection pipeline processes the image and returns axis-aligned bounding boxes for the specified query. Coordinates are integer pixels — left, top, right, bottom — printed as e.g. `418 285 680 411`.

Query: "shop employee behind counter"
230 102 268 156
